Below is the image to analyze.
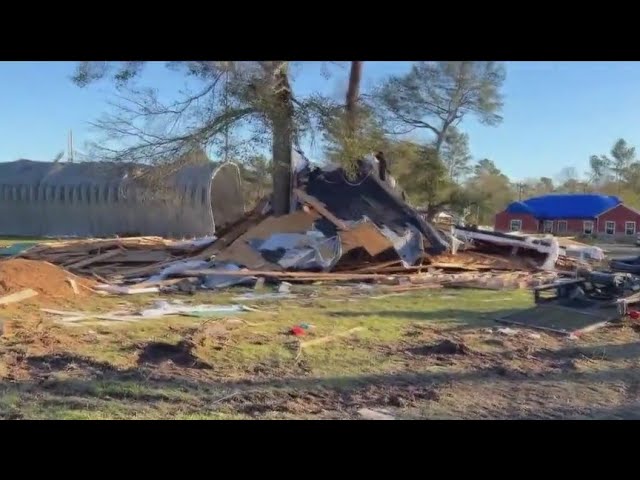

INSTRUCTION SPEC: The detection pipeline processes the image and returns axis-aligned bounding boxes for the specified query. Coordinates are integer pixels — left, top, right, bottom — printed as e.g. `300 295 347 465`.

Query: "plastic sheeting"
379 224 425 267
139 300 249 318
249 231 342 271
148 259 212 283
201 262 257 289
562 245 605 261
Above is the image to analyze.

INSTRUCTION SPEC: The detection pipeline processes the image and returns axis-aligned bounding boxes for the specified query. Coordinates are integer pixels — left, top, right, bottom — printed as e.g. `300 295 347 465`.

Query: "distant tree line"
73 61 635 225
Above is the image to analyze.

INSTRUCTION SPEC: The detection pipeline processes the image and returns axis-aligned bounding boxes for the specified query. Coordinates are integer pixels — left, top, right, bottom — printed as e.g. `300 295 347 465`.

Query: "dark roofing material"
504 194 621 219
301 165 449 255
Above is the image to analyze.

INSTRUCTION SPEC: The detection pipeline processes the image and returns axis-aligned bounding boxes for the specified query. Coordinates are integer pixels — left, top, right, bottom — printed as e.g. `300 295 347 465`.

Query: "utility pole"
68 130 74 163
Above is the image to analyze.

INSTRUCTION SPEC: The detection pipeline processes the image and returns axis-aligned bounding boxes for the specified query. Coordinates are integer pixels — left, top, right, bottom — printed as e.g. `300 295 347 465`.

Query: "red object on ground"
629 310 640 320
290 326 306 336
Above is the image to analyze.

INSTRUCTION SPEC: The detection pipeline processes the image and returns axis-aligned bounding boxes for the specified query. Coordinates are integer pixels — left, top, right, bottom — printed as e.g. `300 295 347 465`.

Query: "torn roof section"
294 156 449 256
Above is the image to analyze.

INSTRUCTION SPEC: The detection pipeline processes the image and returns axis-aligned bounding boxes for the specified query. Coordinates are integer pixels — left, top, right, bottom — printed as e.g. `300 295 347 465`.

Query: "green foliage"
322 103 388 177
389 143 470 218
375 61 505 149
441 127 472 182
464 161 515 225
610 138 636 183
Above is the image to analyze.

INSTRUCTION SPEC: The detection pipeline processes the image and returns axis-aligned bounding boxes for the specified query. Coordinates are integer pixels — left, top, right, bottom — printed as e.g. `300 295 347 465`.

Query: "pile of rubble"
5 155 590 295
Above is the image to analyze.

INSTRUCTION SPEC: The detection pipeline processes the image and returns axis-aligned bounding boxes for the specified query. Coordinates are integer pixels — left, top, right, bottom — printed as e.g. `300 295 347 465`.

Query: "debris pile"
5 154 592 295
18 236 218 282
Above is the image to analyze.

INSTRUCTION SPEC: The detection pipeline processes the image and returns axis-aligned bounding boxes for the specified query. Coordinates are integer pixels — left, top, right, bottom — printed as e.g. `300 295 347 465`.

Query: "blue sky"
2 61 640 181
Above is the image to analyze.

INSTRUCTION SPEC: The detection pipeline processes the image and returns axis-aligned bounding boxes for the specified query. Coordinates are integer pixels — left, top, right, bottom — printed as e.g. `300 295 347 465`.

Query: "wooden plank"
341 260 402 273
427 262 496 271
379 283 442 293
191 213 269 262
65 249 122 270
107 250 171 263
94 285 160 295
0 289 38 305
41 308 87 316
339 222 392 256
66 278 80 295
573 321 612 336
300 327 365 348
294 189 349 230
494 317 570 335
92 272 110 284
128 277 199 288
176 268 400 281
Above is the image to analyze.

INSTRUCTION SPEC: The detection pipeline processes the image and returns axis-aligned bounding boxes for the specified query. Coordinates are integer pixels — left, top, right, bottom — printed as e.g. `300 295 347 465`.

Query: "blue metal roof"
505 194 621 219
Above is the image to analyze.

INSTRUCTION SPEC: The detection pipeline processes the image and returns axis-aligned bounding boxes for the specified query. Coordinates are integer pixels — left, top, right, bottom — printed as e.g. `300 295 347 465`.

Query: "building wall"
537 218 595 235
494 213 601 235
495 202 640 242
597 204 640 241
494 212 538 233
0 160 245 238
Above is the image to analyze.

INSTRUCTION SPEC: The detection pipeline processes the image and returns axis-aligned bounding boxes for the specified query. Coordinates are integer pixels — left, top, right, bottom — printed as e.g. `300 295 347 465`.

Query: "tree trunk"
270 62 294 216
434 131 446 153
346 61 363 135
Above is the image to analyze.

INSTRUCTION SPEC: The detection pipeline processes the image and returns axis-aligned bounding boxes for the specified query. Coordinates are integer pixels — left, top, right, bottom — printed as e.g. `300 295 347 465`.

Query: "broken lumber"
65 249 123 270
0 289 39 305
294 189 349 230
300 327 365 348
66 278 80 295
175 268 399 281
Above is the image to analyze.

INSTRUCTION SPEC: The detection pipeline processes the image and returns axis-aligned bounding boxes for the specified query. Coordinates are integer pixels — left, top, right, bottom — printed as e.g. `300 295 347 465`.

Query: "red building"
495 194 640 240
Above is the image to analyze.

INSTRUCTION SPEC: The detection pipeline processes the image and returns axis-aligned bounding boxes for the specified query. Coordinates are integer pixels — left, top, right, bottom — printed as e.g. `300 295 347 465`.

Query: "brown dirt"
221 382 441 418
0 259 95 306
136 340 211 369
409 339 471 356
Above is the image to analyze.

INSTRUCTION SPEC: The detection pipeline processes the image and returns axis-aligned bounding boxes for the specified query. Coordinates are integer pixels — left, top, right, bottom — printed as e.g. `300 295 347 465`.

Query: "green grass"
4 285 638 419
0 286 538 419
0 236 46 246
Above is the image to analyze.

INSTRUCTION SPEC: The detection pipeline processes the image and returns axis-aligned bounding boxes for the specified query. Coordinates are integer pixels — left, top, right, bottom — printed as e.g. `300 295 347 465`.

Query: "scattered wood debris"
4 183 591 301
0 289 38 306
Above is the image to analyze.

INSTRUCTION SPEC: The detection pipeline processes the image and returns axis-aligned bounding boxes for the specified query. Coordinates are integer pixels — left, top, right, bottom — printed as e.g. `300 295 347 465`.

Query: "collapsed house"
11 150 588 290
0 159 245 238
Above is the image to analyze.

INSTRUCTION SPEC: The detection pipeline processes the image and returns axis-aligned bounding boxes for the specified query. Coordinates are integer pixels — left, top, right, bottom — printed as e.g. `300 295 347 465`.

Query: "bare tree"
375 61 505 152
72 61 308 215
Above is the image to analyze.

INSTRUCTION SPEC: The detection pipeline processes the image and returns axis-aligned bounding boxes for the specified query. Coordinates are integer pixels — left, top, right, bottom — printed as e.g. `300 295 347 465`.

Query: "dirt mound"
0 258 94 302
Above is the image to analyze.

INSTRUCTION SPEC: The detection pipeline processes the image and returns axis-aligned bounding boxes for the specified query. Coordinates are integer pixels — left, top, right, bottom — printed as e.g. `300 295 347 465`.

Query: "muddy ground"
1 287 639 419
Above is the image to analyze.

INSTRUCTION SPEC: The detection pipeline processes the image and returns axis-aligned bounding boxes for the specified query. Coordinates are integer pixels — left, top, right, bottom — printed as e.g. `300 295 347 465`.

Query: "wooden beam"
175 268 400 281
300 327 365 348
65 249 122 270
293 189 349 230
0 289 38 305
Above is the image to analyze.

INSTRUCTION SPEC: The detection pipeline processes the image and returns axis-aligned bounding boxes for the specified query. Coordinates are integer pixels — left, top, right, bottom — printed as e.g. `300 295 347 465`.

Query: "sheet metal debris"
139 301 252 318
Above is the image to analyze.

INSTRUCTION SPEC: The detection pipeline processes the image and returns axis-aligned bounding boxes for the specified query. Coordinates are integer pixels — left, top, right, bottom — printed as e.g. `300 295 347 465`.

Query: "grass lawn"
0 237 45 247
1 284 640 419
